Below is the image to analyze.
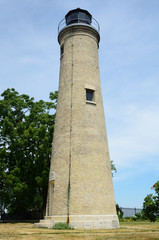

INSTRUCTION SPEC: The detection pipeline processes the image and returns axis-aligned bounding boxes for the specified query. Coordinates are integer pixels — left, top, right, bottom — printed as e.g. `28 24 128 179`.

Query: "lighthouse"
36 8 119 229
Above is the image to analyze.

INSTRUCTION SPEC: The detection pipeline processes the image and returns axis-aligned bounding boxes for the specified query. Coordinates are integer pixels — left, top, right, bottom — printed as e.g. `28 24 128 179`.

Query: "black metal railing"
58 17 100 34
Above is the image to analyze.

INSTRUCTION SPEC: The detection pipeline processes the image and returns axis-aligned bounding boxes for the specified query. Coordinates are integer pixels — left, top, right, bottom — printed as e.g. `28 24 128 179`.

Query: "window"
60 45 64 56
85 85 96 105
86 89 94 101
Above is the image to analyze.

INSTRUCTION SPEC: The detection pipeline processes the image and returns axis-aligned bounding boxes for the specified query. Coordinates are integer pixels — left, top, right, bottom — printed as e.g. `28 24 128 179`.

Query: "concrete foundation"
35 215 119 229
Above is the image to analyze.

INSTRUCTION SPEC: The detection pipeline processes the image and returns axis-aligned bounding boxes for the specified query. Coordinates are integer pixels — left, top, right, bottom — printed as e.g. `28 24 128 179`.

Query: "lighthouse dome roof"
65 8 92 26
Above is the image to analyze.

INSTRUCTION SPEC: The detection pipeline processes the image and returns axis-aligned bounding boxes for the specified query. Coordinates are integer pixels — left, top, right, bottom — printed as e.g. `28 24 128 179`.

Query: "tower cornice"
58 24 100 46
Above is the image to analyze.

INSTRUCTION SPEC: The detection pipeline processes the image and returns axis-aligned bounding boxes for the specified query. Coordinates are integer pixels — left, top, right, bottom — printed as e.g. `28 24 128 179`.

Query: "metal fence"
121 207 142 218
0 208 142 221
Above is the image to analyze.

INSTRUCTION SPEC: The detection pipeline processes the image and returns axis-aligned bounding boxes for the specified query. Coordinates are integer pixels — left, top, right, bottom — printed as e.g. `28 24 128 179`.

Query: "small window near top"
60 45 64 56
86 89 94 101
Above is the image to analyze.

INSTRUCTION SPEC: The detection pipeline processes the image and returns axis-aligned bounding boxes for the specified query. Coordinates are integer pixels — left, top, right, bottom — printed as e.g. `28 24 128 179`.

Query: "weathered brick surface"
42 25 119 228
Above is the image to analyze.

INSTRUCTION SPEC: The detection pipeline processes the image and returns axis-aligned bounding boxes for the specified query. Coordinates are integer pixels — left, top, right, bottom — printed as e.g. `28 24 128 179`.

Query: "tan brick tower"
35 8 119 229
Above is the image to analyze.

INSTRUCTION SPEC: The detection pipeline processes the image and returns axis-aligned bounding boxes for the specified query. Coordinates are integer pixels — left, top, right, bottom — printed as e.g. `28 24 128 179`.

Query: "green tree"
111 160 117 176
152 181 159 216
0 88 57 216
0 88 117 218
142 181 159 222
116 203 123 219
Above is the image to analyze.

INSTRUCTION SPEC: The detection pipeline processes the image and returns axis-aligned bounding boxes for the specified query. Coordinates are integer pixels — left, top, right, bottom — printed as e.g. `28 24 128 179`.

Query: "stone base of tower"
34 215 119 229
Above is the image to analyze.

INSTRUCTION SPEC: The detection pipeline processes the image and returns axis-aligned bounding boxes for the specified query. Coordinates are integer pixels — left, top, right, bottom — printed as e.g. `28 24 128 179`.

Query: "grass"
0 221 158 240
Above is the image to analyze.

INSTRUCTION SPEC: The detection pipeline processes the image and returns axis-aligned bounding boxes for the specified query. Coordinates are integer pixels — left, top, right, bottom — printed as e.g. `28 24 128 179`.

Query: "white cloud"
108 105 159 169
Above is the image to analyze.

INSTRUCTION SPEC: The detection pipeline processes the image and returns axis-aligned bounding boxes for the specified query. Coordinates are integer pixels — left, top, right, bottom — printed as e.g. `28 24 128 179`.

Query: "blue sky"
0 0 159 208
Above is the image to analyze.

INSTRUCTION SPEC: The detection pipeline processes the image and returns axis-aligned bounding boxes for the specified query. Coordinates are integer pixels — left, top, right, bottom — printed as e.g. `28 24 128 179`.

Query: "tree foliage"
0 88 57 216
0 88 117 218
116 203 123 219
111 160 117 176
142 181 159 221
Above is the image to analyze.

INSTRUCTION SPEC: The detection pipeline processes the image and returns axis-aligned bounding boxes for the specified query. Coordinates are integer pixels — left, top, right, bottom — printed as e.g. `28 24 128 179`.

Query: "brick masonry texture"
35 24 119 229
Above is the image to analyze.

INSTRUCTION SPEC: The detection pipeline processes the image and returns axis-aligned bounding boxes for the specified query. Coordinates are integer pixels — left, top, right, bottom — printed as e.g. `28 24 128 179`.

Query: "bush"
116 204 123 219
142 181 159 222
131 212 145 221
52 222 73 230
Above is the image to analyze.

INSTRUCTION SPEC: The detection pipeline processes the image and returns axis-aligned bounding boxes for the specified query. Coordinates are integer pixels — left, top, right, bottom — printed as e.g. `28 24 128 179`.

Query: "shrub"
52 222 73 230
116 204 123 219
142 181 159 222
131 212 145 221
